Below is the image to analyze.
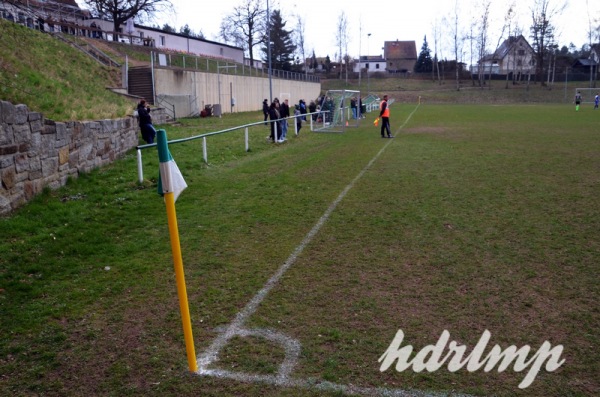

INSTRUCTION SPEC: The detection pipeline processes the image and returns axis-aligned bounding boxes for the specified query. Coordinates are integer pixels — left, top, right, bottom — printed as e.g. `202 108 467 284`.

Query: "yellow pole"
164 191 198 372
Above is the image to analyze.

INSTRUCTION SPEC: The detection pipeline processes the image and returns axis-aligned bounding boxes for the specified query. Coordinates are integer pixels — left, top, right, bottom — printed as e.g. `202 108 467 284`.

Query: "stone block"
0 155 13 168
1 101 15 124
1 166 16 189
55 122 67 142
13 123 31 143
68 150 80 168
24 180 42 200
43 121 56 135
29 157 41 172
0 145 18 155
58 147 69 165
28 112 42 122
0 123 13 145
29 118 43 134
0 193 11 215
15 153 29 173
30 132 41 149
14 104 28 124
15 170 28 183
42 157 58 178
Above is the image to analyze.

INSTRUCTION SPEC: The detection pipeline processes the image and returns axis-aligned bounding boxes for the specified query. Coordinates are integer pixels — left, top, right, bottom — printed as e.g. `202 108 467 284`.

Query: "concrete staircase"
127 67 154 104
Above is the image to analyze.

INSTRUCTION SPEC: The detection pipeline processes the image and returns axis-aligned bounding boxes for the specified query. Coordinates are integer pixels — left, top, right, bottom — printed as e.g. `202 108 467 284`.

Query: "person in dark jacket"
268 100 281 142
308 100 317 121
137 99 156 144
262 99 269 125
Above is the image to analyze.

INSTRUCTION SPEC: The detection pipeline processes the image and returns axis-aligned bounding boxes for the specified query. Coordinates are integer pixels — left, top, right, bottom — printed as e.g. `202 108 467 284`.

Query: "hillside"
0 18 579 124
0 19 133 121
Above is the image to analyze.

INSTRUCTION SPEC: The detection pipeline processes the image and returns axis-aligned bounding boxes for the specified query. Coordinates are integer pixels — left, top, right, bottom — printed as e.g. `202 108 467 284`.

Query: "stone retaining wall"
0 101 164 215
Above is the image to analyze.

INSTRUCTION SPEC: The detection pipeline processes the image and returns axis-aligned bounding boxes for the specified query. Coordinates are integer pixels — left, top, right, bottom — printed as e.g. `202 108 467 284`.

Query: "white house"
83 18 245 64
472 35 535 76
353 55 386 73
1 0 245 64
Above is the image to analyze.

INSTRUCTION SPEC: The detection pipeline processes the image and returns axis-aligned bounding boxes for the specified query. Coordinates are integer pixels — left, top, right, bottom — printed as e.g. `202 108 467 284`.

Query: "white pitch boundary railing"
135 111 326 183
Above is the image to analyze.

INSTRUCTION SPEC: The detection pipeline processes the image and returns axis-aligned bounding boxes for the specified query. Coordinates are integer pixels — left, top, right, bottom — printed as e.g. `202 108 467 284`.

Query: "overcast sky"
79 0 600 61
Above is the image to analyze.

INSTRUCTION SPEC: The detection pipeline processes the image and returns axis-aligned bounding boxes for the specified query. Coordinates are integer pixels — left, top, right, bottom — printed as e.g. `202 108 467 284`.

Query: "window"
518 49 525 56
159 35 165 46
376 64 380 69
220 48 224 56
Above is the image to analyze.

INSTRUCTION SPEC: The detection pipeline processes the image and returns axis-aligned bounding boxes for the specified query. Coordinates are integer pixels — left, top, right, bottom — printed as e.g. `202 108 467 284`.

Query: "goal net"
314 90 361 132
574 88 600 104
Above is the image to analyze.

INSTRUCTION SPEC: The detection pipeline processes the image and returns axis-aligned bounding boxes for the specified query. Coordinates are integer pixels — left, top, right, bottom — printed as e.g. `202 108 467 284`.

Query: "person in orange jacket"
379 95 393 138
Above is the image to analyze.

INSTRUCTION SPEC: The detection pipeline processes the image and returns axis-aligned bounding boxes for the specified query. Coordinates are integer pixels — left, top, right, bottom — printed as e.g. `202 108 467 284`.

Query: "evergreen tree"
324 55 332 72
261 9 296 71
415 35 433 73
179 24 193 37
162 23 176 33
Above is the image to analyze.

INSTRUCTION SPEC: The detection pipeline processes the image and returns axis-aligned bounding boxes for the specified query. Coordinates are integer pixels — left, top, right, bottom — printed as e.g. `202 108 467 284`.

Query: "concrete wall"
0 101 167 215
153 68 322 116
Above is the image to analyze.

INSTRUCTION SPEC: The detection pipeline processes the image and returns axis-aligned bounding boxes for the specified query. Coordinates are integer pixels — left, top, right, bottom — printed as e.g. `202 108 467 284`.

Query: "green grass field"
1 103 598 397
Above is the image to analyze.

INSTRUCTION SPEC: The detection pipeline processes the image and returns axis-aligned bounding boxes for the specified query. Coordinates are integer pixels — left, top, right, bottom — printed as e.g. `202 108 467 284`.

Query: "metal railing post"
137 149 144 183
202 137 208 163
245 127 250 152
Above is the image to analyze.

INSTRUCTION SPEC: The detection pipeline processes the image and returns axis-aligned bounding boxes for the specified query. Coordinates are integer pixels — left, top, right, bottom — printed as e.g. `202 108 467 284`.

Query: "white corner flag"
157 130 187 202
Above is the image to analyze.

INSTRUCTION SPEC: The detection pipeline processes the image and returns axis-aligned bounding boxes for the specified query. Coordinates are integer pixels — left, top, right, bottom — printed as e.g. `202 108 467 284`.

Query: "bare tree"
83 0 173 41
335 11 349 80
294 14 306 75
467 17 477 86
585 0 597 86
504 3 517 88
485 4 514 89
530 0 565 85
219 0 267 68
476 1 491 87
431 18 442 84
451 0 463 91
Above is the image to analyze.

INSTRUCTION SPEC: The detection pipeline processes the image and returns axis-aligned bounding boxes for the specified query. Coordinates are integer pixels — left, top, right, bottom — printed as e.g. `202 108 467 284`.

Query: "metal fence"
153 52 320 83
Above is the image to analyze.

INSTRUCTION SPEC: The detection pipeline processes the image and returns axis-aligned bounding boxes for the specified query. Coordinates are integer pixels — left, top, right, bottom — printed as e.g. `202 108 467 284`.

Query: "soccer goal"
314 89 361 133
574 88 600 104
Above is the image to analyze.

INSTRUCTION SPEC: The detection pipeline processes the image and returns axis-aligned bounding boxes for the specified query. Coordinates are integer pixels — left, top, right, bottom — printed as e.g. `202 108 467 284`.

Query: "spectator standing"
294 104 302 134
308 100 317 121
137 99 156 144
351 97 357 119
269 99 282 143
280 99 290 141
262 99 269 125
299 99 307 121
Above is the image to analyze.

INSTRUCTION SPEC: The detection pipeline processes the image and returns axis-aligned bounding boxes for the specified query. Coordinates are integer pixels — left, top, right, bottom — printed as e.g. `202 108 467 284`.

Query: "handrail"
135 111 325 182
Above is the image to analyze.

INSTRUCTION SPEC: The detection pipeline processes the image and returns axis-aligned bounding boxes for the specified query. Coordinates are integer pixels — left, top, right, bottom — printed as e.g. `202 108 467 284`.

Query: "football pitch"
1 103 598 396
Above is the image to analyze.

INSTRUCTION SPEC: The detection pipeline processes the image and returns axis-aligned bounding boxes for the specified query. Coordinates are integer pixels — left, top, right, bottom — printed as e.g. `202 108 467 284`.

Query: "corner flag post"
156 129 198 373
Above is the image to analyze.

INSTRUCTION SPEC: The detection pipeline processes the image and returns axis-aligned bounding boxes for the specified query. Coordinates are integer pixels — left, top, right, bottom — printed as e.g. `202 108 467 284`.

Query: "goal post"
314 89 361 133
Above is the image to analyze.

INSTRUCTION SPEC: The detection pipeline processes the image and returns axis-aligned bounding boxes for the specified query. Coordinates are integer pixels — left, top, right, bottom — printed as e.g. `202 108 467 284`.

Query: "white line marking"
196 105 473 396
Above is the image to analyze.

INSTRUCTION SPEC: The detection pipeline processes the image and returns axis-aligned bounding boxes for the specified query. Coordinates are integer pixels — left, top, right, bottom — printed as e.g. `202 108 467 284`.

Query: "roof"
17 0 81 8
358 55 385 62
574 58 598 67
492 35 534 60
129 23 244 51
384 41 417 60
